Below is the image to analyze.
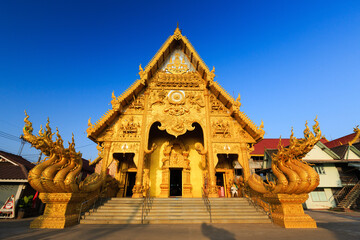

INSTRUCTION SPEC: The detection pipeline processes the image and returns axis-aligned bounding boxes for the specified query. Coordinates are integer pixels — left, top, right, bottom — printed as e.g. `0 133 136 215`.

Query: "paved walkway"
1 210 360 240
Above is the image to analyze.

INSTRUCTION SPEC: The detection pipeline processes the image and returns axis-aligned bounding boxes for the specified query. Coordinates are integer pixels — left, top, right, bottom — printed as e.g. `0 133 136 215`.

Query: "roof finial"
174 22 182 39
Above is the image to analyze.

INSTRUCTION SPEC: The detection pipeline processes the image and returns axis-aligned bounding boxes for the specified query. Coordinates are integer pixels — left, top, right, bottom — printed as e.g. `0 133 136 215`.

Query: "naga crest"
23 111 104 193
248 117 322 195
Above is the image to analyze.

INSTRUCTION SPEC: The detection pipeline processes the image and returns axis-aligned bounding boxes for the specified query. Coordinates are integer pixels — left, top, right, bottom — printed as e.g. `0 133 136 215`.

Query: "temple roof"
87 27 265 142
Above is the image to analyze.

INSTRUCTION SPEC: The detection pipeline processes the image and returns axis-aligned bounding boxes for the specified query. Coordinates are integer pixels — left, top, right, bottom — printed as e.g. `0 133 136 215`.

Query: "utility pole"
37 152 43 164
17 135 25 156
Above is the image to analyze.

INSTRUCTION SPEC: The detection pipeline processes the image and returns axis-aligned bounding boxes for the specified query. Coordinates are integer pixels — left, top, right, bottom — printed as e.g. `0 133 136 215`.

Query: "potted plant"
17 195 33 219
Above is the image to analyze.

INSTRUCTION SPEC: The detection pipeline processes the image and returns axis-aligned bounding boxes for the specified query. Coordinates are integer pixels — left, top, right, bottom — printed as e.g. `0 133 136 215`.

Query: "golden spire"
174 23 182 40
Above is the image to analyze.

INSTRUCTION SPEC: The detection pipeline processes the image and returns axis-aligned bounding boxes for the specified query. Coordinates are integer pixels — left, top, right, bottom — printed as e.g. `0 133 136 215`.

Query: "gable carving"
150 71 203 89
128 95 145 112
212 119 232 138
210 95 229 114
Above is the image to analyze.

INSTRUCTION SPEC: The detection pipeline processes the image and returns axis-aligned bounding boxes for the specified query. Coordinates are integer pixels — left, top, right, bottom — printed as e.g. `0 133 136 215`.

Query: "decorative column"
101 142 112 177
204 90 218 197
132 92 149 198
182 151 192 197
238 142 251 181
159 147 171 198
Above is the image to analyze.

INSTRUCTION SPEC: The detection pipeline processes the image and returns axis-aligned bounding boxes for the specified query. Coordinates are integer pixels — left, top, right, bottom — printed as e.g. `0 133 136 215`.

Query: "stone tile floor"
1 210 360 240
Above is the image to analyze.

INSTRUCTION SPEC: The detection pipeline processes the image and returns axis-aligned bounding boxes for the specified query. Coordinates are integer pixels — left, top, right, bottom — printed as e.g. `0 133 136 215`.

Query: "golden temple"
22 26 322 228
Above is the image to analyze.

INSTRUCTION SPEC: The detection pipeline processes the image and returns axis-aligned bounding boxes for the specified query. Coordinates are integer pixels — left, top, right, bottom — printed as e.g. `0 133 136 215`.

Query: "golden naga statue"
23 111 104 193
349 125 360 146
248 118 322 194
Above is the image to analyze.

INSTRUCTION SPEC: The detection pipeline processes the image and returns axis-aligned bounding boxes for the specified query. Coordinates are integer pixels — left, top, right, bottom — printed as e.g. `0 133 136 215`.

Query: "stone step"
84 213 267 220
81 215 270 225
87 211 259 217
80 197 270 225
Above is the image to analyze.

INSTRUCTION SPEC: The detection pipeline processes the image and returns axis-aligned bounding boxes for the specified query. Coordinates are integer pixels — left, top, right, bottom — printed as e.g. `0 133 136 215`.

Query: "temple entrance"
124 172 136 197
147 122 204 198
170 169 182 197
216 154 239 197
216 172 225 197
113 153 137 197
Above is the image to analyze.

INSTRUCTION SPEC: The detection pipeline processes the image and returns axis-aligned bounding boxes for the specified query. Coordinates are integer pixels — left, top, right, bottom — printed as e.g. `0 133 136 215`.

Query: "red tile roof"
252 139 291 155
252 138 328 155
324 133 358 148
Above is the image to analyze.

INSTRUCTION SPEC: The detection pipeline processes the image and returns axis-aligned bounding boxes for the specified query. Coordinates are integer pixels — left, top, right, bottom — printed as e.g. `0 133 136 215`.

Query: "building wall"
305 188 336 209
303 144 333 160
317 164 342 188
305 163 341 209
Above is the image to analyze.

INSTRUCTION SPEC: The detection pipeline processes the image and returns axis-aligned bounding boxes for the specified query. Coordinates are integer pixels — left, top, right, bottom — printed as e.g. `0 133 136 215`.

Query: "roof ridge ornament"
349 125 360 146
138 64 146 80
173 23 182 40
207 66 215 81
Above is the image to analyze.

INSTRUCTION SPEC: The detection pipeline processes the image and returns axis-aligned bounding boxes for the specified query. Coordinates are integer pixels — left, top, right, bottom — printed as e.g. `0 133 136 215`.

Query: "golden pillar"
101 142 112 175
204 90 218 197
238 142 251 181
132 92 149 198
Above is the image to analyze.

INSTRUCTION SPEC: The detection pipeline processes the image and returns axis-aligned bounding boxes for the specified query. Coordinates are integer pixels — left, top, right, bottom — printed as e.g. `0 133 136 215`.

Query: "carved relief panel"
111 142 140 153
211 118 232 138
148 88 206 137
97 115 142 141
123 93 145 114
161 140 190 169
210 94 230 115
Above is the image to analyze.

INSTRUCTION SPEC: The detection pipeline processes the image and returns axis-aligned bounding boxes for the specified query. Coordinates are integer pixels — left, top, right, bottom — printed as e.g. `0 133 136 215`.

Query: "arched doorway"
146 122 204 198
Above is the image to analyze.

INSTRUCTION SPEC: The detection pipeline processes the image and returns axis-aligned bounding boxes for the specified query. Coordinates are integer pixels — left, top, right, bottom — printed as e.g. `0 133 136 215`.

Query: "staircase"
337 181 360 209
80 197 271 224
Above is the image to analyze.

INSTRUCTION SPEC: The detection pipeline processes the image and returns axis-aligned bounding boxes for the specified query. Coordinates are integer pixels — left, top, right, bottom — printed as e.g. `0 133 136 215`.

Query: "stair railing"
141 187 152 224
333 177 358 205
78 189 107 223
201 187 212 223
242 188 272 222
338 180 360 209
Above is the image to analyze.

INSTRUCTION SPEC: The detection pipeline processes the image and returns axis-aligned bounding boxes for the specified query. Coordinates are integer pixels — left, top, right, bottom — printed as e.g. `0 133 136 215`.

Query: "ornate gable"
87 26 264 142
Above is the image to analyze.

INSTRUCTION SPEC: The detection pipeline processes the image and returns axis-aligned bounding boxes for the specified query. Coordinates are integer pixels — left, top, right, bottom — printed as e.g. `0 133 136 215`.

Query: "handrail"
337 180 360 208
201 187 212 223
141 187 152 224
78 189 107 223
333 177 359 205
242 188 272 222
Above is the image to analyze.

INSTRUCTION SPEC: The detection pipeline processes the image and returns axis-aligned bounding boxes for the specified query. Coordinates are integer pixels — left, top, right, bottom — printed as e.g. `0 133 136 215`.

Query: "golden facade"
23 26 321 228
87 27 265 199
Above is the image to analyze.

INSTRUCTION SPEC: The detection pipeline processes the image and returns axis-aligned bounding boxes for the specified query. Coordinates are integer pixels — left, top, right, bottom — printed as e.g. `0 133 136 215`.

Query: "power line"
76 143 94 149
0 130 22 142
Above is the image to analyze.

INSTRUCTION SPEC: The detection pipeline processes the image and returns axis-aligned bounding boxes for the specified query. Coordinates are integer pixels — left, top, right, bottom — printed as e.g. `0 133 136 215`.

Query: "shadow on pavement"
317 221 360 240
1 223 149 240
201 223 235 240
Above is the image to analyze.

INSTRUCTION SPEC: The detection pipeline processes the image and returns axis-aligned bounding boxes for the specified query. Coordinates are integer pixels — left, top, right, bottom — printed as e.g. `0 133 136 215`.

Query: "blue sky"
1 1 359 162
